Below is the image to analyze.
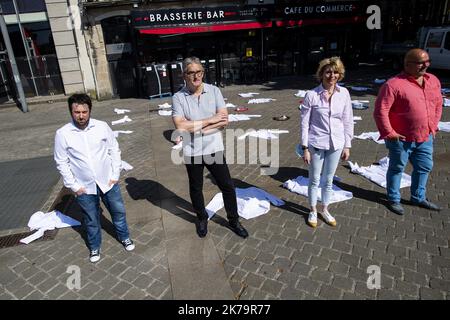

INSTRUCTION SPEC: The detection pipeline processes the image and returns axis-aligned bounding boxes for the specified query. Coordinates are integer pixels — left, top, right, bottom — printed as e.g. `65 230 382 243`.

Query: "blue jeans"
385 134 433 204
76 184 130 251
308 147 342 206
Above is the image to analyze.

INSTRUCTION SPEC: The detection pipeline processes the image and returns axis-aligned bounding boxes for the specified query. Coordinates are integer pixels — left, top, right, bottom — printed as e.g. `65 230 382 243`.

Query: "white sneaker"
321 210 337 226
121 238 135 251
89 249 100 263
308 211 318 228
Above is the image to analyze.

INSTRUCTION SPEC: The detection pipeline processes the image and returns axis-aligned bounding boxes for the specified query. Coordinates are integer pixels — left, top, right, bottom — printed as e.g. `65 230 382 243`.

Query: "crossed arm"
172 107 229 135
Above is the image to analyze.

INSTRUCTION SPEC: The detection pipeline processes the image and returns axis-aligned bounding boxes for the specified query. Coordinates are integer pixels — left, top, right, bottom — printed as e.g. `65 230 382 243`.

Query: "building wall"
45 0 86 94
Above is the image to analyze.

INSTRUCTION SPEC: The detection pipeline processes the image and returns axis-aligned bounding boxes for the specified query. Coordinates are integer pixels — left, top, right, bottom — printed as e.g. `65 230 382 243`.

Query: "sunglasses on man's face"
407 59 431 66
185 70 204 77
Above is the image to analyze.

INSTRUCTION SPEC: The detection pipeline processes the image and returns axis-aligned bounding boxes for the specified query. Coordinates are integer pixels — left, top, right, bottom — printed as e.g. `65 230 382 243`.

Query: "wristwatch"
301 145 308 150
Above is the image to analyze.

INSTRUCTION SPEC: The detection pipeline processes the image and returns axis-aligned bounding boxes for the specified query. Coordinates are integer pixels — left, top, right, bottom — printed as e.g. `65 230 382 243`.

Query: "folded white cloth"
228 114 262 122
20 210 81 244
111 115 132 125
354 131 384 144
438 121 450 132
239 92 259 98
158 110 172 116
225 103 236 108
248 98 276 104
158 102 172 109
374 78 386 84
113 130 133 138
238 129 289 140
114 108 131 114
348 156 411 189
351 100 369 110
206 187 285 220
121 160 133 171
444 98 450 107
350 86 370 91
294 90 307 98
283 176 353 203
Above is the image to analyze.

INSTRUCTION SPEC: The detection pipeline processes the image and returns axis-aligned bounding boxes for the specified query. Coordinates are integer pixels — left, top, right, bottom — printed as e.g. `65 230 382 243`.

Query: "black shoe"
387 202 405 215
196 219 208 238
412 199 441 211
229 221 249 239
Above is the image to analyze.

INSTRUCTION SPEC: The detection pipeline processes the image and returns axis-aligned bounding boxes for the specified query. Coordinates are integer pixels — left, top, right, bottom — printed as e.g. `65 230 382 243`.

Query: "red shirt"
374 72 442 142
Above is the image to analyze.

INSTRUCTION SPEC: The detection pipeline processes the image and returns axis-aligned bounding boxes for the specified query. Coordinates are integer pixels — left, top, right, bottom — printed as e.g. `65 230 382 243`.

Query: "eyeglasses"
407 59 431 66
185 70 204 77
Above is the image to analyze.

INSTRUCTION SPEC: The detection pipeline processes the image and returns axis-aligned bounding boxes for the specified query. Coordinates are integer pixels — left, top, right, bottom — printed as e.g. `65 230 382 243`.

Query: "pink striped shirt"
301 84 353 150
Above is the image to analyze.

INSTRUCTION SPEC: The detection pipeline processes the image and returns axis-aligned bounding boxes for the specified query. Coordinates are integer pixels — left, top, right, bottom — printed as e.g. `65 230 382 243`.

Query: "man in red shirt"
374 48 442 215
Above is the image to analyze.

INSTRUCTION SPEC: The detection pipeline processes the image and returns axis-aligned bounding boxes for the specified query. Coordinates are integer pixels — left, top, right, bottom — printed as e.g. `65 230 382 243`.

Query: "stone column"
83 20 113 100
45 0 85 94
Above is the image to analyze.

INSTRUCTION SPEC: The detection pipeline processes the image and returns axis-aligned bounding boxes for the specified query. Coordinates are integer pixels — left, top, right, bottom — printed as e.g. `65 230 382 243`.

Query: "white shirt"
348 157 411 189
54 118 122 194
205 187 285 220
283 176 353 203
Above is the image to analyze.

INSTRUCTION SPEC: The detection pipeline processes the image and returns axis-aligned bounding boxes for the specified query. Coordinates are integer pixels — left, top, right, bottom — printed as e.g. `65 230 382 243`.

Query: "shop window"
0 0 46 14
426 32 444 48
7 21 55 58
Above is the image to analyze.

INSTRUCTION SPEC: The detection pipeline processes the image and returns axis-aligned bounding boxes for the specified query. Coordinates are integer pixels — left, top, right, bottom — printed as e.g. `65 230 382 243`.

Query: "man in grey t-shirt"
172 57 248 239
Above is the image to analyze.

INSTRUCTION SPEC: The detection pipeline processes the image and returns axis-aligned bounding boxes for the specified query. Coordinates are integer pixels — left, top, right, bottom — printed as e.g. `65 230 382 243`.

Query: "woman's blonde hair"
315 56 345 82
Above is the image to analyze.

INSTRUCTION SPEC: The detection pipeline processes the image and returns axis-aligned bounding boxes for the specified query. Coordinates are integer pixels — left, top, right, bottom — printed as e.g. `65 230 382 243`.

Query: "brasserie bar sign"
131 6 272 27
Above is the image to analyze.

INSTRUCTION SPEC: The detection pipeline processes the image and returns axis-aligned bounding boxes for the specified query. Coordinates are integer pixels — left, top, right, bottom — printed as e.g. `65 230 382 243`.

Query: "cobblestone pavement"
0 66 449 300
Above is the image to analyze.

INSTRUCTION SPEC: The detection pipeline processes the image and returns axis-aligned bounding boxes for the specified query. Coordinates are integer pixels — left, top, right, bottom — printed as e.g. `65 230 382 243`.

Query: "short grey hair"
182 56 204 73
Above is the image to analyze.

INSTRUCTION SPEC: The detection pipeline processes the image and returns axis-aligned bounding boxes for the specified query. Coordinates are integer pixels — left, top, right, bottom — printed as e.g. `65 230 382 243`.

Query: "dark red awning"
138 21 272 35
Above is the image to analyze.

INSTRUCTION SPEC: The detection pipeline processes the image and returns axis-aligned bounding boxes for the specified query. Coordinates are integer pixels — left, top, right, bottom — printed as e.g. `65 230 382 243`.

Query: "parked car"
380 26 450 71
421 26 450 71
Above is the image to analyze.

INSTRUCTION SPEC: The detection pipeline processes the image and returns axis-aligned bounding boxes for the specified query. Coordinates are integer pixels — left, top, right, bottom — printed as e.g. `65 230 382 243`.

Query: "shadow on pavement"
124 177 197 224
55 193 122 249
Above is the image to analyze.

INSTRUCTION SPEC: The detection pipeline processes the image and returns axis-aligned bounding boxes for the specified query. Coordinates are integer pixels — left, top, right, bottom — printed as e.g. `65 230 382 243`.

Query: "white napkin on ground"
158 102 172 109
348 156 411 189
248 98 276 104
113 130 133 137
438 121 450 132
114 108 131 114
20 210 81 244
354 131 384 144
225 103 236 108
228 114 262 122
283 176 353 203
444 98 450 107
239 92 259 98
112 115 132 125
238 129 289 140
205 187 285 220
158 110 172 116
121 160 133 171
294 90 307 98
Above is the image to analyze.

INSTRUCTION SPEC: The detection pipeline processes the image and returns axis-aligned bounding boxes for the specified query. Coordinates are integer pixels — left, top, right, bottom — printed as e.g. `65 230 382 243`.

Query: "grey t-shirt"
172 83 226 157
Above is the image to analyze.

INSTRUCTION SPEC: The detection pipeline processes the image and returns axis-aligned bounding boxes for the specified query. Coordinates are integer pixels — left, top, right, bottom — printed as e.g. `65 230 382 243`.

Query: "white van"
420 26 450 71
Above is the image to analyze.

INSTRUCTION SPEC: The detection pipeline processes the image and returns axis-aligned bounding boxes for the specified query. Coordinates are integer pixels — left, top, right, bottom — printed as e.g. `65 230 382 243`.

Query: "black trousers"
185 152 239 222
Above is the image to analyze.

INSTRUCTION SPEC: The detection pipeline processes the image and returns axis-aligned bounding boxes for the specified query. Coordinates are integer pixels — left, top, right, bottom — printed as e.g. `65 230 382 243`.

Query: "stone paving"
0 66 449 300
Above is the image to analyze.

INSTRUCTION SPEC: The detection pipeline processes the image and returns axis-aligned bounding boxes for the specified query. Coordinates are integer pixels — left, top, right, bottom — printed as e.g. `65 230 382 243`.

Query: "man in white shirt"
54 94 135 263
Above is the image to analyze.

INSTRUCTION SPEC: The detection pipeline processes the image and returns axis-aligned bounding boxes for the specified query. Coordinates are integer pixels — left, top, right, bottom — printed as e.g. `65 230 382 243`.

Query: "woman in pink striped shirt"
300 57 354 228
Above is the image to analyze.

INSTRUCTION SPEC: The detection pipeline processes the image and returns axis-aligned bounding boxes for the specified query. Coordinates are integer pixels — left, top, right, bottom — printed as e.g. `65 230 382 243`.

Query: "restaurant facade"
1 0 448 102
81 0 376 99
